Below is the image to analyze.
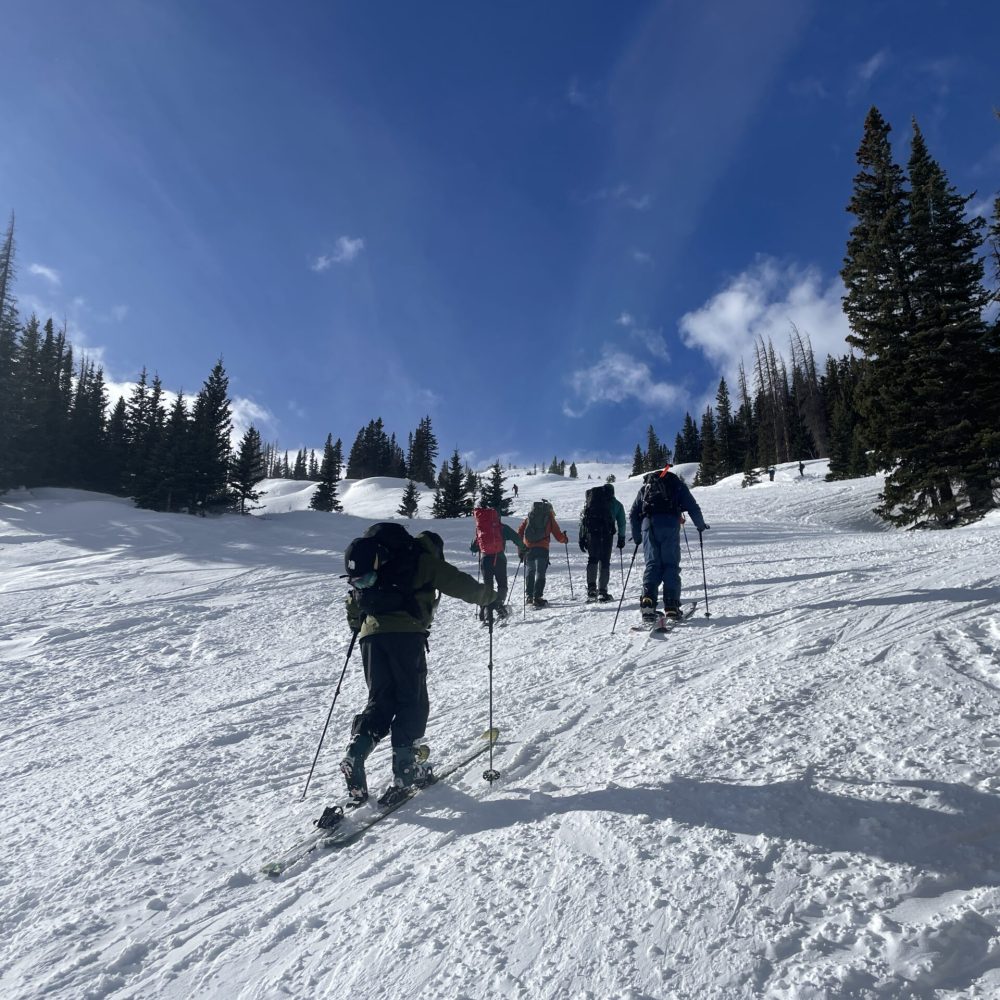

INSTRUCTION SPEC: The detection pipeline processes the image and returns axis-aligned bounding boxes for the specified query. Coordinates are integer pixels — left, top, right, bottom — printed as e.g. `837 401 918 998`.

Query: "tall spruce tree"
694 407 719 486
310 433 344 512
152 392 193 511
875 121 998 525
431 449 467 518
230 425 266 514
841 107 915 476
189 360 233 511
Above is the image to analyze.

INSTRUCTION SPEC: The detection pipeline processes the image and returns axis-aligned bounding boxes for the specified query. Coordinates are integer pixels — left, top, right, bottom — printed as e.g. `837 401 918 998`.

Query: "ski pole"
611 543 640 634
523 554 527 618
509 555 522 615
619 546 624 589
682 523 693 561
476 553 482 620
564 541 574 600
483 605 500 783
699 529 711 618
300 630 357 801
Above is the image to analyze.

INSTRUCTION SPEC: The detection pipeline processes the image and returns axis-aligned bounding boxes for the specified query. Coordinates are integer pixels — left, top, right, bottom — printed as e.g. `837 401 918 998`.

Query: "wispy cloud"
631 249 654 265
968 195 996 220
850 49 889 98
311 235 366 271
110 304 129 322
616 312 635 328
578 183 653 212
678 257 852 394
564 349 685 417
29 263 61 286
567 76 591 109
789 76 828 100
231 396 278 442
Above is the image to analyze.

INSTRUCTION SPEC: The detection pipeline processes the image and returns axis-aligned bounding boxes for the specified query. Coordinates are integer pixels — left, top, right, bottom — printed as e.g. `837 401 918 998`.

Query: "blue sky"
2 1 998 466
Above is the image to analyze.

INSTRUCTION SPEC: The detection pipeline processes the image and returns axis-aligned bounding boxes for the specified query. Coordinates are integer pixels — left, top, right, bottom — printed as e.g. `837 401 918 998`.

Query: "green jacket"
470 522 526 558
579 497 627 545
347 532 496 639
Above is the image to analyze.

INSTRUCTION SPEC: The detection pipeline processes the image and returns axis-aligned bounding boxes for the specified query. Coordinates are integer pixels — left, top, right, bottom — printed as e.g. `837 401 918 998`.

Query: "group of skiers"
337 464 709 807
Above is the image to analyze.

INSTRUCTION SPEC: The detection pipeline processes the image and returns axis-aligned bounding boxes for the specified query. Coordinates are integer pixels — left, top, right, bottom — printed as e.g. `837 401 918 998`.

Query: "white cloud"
678 257 853 393
29 263 61 286
231 396 277 443
564 349 685 417
567 76 590 109
616 312 635 328
632 249 654 265
111 304 129 322
579 183 652 212
968 195 996 220
850 50 889 97
311 235 366 271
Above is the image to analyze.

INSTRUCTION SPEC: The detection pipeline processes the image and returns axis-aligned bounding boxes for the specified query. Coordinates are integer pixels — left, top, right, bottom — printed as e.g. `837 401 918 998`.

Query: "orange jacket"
517 512 568 550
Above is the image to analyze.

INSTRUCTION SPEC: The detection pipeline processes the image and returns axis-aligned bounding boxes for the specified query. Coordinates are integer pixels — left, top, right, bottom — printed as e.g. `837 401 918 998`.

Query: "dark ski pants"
585 534 613 594
641 515 682 609
524 548 550 601
481 552 509 603
351 632 429 754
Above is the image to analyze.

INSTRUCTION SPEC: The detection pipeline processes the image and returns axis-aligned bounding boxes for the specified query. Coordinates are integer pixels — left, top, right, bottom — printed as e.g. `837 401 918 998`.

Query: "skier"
512 483 519 498
768 467 776 482
470 507 526 621
799 461 805 477
517 499 569 608
629 465 709 622
579 483 627 602
341 523 499 806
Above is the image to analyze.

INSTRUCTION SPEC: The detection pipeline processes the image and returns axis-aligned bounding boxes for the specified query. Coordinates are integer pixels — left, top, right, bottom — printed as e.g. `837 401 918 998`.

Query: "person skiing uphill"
629 465 709 622
470 507 526 621
517 499 568 608
579 483 627 602
341 523 498 807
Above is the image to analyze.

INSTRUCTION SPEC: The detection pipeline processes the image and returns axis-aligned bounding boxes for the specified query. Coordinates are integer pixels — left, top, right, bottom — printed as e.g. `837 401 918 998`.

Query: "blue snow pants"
641 514 682 608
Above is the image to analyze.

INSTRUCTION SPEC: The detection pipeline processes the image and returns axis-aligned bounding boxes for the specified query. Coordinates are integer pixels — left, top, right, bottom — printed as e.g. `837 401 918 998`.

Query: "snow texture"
3 460 1000 999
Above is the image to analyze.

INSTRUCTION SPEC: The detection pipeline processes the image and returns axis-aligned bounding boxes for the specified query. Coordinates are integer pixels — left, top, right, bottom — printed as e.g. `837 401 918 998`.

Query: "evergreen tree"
310 433 344 512
397 479 420 518
885 121 998 523
569 462 578 479
680 412 701 464
630 444 644 476
66 360 108 491
841 106 914 475
714 378 737 478
152 392 193 511
230 425 266 514
0 215 19 492
479 461 513 515
694 407 719 486
462 464 478 516
308 450 319 480
432 449 467 517
740 452 761 489
104 397 130 495
189 360 233 511
292 448 308 480
407 416 439 488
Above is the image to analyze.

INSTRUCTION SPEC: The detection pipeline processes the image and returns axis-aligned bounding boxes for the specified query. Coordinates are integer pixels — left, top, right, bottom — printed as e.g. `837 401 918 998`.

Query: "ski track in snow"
3 463 1000 999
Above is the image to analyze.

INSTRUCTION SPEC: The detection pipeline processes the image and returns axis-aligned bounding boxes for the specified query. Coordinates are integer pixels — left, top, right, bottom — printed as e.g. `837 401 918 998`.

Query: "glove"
632 534 641 546
699 524 710 533
579 539 587 552
469 542 477 553
617 536 626 549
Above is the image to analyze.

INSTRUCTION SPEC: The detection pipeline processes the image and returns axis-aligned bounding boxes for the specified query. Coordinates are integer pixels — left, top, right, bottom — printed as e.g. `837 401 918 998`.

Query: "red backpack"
473 508 504 556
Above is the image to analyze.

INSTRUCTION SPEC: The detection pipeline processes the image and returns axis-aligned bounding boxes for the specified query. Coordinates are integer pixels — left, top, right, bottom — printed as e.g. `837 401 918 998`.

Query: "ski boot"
640 595 657 624
586 588 598 603
598 591 614 603
339 727 376 806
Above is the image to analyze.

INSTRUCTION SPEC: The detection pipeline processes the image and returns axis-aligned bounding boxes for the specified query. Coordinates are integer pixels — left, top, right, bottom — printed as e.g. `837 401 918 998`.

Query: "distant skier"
768 467 776 482
512 483 519 498
341 523 498 806
799 461 805 477
470 507 526 621
630 465 709 622
517 499 569 608
579 483 627 602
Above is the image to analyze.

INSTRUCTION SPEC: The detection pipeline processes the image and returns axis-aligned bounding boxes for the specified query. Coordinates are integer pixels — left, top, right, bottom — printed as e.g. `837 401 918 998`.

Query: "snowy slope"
3 464 1000 999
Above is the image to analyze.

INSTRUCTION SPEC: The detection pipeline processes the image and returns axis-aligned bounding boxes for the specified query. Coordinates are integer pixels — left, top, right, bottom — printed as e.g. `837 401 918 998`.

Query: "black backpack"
582 484 614 538
641 472 681 518
344 522 424 618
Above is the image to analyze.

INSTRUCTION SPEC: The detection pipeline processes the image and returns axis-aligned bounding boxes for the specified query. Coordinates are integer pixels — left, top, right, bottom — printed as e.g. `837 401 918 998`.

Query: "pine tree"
569 462 578 479
153 392 193 511
407 416 439 488
432 449 467 517
230 425 266 514
694 407 719 486
841 107 914 476
630 444 644 476
462 464 478 516
310 433 344 512
714 379 736 478
479 461 513 515
189 360 233 511
104 397 130 495
0 215 19 492
680 412 701 464
397 479 420 518
66 360 108 491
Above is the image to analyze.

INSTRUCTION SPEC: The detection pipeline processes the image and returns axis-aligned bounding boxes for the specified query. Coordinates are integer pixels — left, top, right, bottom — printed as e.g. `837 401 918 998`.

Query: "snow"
3 461 1000 998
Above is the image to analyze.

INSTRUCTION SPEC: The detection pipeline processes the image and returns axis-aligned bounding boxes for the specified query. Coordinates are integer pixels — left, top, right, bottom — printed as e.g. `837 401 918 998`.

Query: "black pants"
481 552 509 602
354 632 429 749
585 534 613 593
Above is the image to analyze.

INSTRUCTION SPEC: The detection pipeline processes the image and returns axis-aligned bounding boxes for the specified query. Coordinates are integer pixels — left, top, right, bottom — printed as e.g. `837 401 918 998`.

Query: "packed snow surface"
3 461 1000 999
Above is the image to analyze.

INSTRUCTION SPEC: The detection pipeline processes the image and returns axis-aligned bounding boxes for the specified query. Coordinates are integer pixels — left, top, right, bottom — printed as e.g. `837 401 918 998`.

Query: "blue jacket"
629 472 707 542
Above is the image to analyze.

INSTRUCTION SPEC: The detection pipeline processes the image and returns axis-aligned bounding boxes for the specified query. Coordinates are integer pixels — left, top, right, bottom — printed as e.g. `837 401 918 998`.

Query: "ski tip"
261 863 284 878
481 727 500 743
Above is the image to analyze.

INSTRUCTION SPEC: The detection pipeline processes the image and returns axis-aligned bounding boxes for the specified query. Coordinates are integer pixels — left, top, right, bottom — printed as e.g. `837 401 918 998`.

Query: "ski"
630 601 698 635
261 728 500 877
